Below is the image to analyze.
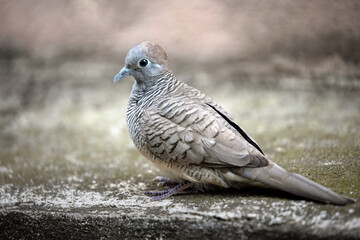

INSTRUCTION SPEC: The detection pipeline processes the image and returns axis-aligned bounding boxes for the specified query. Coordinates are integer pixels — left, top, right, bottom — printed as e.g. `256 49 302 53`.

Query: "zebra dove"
113 41 354 205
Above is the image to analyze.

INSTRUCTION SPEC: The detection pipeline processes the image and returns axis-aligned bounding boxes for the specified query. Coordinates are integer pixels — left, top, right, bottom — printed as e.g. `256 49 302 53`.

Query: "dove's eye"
138 59 149 68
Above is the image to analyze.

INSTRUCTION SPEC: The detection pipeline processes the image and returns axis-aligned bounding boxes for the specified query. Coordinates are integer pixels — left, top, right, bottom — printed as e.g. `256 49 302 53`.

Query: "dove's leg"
144 181 194 201
153 176 178 186
144 187 198 196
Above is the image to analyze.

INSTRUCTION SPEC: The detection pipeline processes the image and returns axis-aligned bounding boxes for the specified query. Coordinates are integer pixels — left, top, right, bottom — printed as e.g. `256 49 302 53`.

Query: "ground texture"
0 59 359 239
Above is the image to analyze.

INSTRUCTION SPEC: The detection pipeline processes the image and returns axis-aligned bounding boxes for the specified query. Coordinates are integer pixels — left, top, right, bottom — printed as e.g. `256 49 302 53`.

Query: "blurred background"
0 0 359 206
1 0 360 112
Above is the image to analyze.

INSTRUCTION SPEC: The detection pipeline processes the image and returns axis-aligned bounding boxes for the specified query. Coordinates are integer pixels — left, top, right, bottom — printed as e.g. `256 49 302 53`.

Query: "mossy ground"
0 59 359 221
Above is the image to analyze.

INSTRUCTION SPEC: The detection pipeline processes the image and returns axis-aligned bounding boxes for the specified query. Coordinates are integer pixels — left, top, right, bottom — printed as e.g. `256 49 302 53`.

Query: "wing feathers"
141 97 268 168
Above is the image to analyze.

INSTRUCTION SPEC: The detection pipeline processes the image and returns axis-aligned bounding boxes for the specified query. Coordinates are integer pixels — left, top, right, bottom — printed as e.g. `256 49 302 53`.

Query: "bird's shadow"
195 183 306 203
146 180 308 203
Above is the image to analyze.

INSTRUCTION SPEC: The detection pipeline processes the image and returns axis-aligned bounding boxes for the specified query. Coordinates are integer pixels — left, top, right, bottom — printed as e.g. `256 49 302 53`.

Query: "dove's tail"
232 161 355 205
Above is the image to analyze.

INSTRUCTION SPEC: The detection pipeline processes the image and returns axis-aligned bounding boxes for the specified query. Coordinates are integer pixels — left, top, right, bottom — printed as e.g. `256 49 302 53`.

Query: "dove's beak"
114 67 131 83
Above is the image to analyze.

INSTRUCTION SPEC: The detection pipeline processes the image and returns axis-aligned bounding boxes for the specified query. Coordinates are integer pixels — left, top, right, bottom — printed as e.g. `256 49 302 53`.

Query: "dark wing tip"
206 103 265 155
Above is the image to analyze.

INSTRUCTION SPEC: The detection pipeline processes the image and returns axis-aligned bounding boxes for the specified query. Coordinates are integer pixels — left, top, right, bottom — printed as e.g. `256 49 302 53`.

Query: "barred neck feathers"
129 70 183 102
126 70 185 148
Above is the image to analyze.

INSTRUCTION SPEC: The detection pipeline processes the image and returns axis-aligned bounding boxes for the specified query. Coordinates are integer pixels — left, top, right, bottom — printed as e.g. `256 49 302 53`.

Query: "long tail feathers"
233 162 355 205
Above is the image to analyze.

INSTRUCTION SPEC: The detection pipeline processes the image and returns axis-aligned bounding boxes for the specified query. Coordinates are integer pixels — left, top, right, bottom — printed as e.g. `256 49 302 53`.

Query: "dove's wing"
140 95 268 168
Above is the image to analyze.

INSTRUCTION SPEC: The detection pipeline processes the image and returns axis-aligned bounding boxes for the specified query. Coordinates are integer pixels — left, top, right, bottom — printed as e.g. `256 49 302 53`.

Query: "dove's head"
114 42 170 83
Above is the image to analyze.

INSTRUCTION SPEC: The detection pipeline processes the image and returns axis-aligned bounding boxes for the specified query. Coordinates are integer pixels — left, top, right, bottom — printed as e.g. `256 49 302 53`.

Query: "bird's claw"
143 181 195 201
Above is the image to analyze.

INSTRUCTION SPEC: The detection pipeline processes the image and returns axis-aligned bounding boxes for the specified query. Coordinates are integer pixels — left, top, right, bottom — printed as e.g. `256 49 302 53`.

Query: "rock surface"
0 60 359 239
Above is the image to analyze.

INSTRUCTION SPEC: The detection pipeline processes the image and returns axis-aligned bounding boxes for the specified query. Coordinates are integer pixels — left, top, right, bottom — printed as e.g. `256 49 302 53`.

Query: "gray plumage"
114 41 354 205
